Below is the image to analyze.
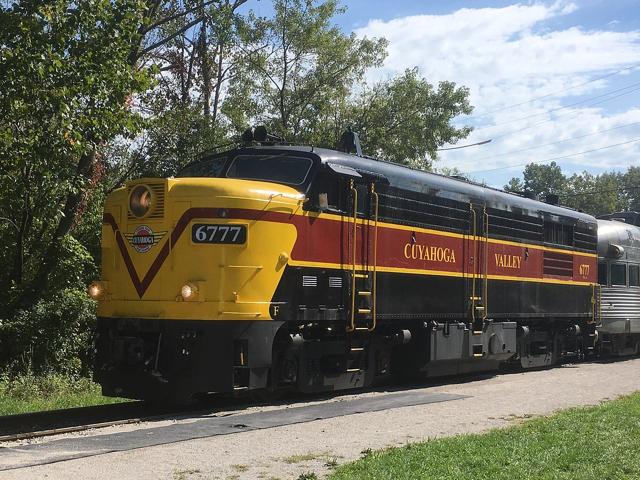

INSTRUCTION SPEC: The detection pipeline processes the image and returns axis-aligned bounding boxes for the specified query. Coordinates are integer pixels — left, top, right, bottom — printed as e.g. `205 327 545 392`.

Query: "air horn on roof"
337 127 362 156
241 126 286 145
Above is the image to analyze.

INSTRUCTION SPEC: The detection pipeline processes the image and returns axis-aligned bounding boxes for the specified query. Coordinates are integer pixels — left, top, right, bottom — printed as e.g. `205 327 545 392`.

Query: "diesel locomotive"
91 130 631 401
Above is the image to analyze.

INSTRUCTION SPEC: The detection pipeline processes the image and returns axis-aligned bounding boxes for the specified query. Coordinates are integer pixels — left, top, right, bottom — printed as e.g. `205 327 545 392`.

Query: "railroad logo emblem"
124 225 166 253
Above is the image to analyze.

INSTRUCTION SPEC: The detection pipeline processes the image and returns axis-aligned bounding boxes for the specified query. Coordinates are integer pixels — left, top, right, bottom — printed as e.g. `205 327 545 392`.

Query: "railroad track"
0 372 566 443
0 358 626 444
0 391 289 443
0 401 202 443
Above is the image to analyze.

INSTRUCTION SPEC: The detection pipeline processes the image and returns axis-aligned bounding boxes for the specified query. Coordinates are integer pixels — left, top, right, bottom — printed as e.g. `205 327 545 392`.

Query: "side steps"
346 344 366 373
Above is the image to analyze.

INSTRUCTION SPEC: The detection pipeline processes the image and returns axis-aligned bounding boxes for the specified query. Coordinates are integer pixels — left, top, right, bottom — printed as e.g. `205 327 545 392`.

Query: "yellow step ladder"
347 181 379 333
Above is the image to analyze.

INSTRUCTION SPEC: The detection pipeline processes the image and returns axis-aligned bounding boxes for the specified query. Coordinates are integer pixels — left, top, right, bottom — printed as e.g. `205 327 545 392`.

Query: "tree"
345 68 473 169
504 161 567 200
228 0 387 139
135 0 474 176
129 0 270 177
504 162 636 216
564 171 624 216
622 166 640 212
504 177 525 194
0 0 152 312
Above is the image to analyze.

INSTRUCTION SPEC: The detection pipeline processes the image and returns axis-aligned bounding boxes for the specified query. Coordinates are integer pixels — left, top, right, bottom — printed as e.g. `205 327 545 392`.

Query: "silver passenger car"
597 213 640 355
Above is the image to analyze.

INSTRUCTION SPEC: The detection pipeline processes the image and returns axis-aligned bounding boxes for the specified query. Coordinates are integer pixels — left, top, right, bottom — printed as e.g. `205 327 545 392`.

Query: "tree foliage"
0 0 152 302
505 163 638 216
345 68 473 169
0 0 154 373
235 0 387 138
504 162 566 200
0 0 475 375
135 0 259 176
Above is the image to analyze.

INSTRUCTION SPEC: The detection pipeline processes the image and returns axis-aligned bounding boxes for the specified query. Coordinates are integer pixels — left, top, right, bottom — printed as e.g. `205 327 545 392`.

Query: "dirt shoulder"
2 358 639 480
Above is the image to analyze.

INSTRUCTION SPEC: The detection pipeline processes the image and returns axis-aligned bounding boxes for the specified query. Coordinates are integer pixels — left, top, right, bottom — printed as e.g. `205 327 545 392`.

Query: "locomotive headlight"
129 185 153 218
181 283 198 300
88 281 106 300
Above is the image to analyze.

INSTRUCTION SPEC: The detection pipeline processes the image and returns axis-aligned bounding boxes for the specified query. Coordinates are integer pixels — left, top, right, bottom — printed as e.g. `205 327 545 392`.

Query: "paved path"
1 358 639 480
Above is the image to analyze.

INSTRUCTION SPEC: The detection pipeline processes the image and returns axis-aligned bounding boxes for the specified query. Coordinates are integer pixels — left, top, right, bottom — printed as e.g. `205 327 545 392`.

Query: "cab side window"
611 263 627 286
307 171 346 212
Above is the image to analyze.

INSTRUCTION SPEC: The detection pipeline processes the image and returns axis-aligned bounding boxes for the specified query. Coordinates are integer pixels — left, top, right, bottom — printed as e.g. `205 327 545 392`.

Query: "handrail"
469 204 477 323
591 283 596 324
347 179 358 333
598 283 602 323
483 207 489 320
369 183 379 332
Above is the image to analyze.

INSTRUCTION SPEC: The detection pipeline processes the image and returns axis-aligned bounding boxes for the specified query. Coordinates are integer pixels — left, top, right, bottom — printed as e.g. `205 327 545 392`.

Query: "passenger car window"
629 264 640 287
598 262 607 285
611 263 627 286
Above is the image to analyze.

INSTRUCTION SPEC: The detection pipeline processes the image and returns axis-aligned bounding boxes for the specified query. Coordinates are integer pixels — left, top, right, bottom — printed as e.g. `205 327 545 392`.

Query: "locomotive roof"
598 211 640 227
236 144 597 226
597 218 640 260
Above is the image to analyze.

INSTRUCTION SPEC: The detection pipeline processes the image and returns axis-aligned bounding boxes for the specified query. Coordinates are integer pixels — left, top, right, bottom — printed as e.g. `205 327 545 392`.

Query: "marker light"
129 185 153 218
88 281 105 300
181 283 198 300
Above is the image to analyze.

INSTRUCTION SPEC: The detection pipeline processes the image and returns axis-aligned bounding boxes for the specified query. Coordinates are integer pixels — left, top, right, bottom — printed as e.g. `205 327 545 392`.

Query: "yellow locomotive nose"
98 177 300 321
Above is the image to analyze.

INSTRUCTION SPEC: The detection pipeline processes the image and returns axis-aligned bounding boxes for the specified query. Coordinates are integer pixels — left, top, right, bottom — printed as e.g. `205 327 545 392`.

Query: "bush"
0 372 121 415
0 234 98 377
0 289 96 376
0 372 97 400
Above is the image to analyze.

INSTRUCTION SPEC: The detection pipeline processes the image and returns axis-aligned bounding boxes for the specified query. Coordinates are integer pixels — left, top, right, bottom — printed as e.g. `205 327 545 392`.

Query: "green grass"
0 374 126 416
283 452 330 464
330 392 640 480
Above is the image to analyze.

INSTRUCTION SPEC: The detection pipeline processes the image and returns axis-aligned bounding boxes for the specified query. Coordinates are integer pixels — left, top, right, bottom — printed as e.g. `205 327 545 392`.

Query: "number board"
192 224 247 244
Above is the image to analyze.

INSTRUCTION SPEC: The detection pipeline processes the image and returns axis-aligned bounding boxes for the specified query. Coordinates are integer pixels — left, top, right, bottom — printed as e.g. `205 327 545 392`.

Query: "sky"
252 0 640 188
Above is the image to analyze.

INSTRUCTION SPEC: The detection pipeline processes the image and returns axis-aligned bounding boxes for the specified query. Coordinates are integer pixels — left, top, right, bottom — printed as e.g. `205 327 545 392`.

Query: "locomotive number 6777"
91 129 602 401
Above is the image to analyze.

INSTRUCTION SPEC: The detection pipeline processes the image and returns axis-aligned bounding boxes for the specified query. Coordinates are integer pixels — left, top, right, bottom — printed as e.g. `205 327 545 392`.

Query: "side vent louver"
302 276 317 287
329 277 343 288
543 251 573 278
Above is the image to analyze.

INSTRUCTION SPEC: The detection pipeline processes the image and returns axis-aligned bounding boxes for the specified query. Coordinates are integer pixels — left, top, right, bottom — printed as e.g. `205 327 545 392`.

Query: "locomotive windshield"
177 156 227 177
226 154 313 186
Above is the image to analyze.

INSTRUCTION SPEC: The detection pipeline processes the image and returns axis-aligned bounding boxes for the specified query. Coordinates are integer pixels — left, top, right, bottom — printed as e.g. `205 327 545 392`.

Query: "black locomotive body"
94 143 600 401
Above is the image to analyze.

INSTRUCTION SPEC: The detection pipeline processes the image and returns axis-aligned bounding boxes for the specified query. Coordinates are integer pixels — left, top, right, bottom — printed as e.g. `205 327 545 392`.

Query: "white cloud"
354 2 640 187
